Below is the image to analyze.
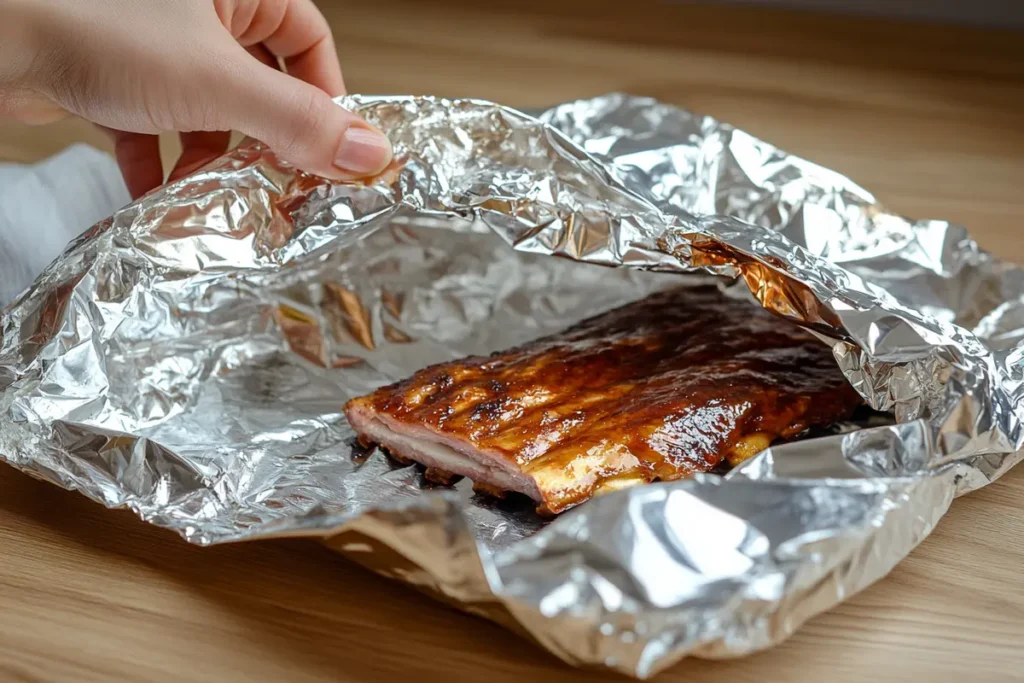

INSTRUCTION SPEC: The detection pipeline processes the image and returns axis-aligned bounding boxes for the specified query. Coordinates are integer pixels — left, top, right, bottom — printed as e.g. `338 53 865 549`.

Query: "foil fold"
1 93 1022 678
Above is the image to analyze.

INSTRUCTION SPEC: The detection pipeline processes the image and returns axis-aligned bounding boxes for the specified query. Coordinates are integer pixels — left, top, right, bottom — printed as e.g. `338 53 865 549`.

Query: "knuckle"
276 89 328 157
44 51 87 113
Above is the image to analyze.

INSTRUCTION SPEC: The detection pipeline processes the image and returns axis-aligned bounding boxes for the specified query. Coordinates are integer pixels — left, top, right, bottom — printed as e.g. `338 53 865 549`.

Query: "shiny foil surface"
1 94 1021 678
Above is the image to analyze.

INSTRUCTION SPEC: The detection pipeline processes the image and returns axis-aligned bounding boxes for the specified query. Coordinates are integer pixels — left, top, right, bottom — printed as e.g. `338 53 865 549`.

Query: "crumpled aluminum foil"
1 93 1021 678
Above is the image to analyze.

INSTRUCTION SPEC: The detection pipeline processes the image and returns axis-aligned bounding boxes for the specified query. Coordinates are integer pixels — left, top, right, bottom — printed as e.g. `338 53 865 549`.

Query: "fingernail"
334 126 393 176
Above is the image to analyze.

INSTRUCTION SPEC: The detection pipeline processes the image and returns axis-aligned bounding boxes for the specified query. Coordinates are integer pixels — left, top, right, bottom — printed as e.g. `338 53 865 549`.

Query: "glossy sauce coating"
346 285 864 514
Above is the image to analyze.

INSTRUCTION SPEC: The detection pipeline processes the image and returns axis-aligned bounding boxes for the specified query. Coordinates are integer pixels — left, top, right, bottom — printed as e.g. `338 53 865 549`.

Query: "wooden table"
2 2 1024 681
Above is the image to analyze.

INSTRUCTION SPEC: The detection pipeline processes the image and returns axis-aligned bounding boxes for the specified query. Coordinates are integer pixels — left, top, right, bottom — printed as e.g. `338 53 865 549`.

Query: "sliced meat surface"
345 285 863 514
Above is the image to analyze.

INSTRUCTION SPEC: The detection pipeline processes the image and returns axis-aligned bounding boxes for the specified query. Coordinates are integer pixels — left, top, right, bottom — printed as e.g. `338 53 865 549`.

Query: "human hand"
0 0 393 198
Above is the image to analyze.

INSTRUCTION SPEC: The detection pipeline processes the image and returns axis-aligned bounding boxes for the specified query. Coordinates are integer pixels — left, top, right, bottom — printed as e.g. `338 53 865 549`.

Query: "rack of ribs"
344 285 863 515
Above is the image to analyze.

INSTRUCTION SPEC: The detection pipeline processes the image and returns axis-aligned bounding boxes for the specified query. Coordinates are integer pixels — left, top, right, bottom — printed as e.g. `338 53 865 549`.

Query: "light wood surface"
2 2 1024 681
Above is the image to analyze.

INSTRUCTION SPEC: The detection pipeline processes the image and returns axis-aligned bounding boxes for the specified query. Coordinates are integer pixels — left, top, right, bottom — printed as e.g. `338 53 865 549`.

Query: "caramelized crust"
345 285 863 514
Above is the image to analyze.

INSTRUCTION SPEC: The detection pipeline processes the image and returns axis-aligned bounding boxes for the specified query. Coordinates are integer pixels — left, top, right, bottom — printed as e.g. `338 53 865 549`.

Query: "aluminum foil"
1 93 1022 678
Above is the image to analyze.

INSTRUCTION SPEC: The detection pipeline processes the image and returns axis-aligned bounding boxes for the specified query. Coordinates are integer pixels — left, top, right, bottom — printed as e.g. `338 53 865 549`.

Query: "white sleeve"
0 144 129 306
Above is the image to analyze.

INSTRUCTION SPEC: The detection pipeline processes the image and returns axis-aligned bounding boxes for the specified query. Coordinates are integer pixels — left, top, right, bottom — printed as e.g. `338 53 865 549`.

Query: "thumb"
209 54 392 180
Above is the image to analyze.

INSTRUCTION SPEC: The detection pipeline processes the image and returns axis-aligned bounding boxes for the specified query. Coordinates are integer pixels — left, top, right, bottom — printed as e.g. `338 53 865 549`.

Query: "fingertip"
332 125 393 177
223 64 383 178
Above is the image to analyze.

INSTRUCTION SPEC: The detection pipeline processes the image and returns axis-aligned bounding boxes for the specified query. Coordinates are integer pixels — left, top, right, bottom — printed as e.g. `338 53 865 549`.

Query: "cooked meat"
344 285 863 514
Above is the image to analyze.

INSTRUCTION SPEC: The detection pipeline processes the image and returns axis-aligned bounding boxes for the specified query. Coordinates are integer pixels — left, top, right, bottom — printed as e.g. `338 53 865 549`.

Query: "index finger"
227 0 346 96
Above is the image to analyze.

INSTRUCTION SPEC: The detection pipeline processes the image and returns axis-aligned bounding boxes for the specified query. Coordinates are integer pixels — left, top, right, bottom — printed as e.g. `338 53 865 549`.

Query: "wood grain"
2 2 1024 681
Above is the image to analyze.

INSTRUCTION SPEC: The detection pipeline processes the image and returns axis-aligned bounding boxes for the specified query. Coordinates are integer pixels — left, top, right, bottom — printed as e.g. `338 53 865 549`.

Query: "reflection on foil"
1 94 1022 678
